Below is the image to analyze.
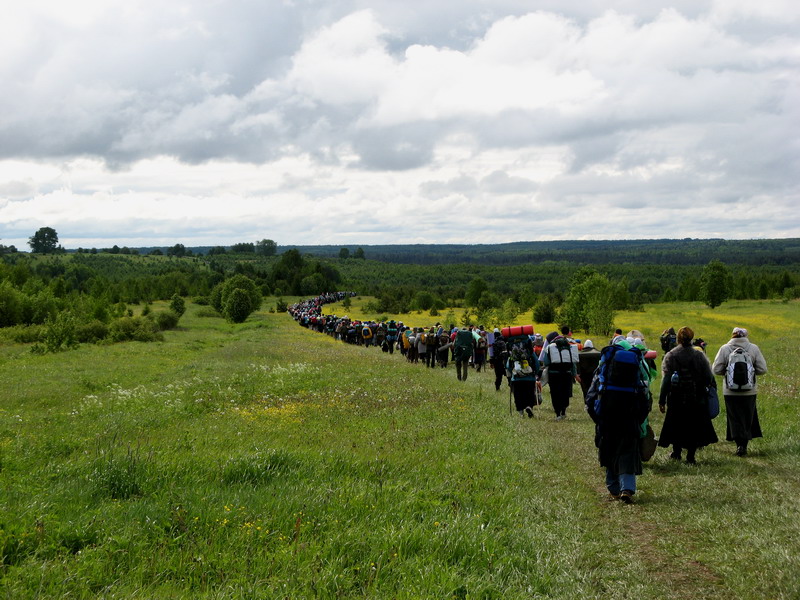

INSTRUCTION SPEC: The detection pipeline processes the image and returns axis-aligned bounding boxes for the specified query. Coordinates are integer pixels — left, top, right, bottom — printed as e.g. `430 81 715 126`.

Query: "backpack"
547 337 574 373
594 344 647 418
493 337 509 361
418 332 427 345
660 333 677 352
726 347 755 391
362 326 372 339
427 332 438 347
668 359 698 404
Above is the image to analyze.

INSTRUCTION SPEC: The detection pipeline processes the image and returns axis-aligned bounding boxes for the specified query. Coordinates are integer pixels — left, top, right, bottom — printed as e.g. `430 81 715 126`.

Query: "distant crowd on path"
288 294 769 505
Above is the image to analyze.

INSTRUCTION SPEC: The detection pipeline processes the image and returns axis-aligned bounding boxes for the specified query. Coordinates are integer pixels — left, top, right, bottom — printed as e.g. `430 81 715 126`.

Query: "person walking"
491 329 509 391
578 340 601 400
586 335 653 503
507 337 540 418
453 327 476 382
711 327 768 456
657 326 718 464
543 326 579 420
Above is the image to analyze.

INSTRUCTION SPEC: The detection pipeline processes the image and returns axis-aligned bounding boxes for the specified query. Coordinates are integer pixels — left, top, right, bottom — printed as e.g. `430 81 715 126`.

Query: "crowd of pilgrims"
288 292 768 504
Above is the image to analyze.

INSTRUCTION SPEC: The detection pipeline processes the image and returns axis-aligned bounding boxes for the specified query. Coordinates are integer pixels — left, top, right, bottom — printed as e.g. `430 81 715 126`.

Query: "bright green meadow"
0 299 798 598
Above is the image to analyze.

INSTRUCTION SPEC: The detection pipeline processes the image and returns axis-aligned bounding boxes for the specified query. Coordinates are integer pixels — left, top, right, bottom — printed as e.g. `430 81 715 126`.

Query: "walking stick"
509 380 513 415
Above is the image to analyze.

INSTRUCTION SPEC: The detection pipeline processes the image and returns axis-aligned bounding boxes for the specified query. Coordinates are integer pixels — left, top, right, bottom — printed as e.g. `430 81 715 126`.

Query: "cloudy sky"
1 0 799 249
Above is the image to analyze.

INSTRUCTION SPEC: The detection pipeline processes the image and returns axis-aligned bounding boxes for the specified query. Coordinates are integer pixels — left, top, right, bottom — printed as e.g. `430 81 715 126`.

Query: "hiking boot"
669 452 682 461
736 446 747 457
609 492 621 501
525 407 534 418
619 490 634 504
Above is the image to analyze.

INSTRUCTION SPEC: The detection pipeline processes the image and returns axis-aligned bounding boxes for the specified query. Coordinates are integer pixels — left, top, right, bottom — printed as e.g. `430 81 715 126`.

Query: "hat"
732 327 748 338
493 328 501 334
583 339 594 349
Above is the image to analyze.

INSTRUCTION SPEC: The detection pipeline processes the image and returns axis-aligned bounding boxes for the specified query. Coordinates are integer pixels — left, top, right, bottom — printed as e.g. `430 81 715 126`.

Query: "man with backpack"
491 328 509 391
660 327 677 353
711 327 768 457
453 327 477 381
542 326 580 420
585 335 653 503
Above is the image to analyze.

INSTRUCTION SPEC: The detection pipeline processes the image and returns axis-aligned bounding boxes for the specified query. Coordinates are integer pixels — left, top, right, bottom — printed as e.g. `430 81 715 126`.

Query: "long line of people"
288 293 769 504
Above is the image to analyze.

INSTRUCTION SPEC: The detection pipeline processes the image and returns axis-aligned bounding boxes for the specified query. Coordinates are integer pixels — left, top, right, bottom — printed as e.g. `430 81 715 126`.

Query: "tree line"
2 228 799 352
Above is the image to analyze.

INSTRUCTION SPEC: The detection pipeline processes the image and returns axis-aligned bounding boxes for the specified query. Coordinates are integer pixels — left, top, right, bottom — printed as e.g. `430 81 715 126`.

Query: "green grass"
1 300 798 598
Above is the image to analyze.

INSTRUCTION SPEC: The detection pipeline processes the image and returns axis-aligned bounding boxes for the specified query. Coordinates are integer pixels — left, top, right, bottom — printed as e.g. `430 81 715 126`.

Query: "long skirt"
724 395 762 442
657 400 718 449
512 379 538 412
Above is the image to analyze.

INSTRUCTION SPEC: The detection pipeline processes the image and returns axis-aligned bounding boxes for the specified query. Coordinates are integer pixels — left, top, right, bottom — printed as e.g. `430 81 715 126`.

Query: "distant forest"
2 238 799 338
279 238 800 266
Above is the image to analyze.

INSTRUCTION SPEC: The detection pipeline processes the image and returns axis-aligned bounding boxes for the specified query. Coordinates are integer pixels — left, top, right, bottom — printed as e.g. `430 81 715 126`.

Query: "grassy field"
0 298 798 598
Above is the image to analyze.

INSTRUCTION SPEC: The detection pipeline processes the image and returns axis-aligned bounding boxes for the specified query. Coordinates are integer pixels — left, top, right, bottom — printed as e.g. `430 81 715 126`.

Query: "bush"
224 288 252 323
0 280 22 327
211 275 262 323
75 319 109 343
533 296 559 324
154 310 180 330
108 316 162 342
169 293 186 317
193 295 210 306
275 297 288 312
36 312 78 353
8 325 43 344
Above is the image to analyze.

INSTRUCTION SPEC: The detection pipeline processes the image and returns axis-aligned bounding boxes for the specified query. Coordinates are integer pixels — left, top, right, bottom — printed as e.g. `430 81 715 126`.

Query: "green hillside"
0 299 797 598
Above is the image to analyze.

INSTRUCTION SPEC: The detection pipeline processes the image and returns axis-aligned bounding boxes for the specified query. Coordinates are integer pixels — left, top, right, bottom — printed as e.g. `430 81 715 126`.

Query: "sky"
1 0 799 250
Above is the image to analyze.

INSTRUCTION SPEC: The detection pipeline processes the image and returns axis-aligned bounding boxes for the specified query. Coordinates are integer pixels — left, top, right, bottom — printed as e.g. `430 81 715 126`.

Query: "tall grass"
0 299 797 598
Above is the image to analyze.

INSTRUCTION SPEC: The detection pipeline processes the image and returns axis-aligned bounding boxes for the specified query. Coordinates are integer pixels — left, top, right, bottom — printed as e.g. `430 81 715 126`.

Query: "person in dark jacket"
657 326 718 464
578 340 601 400
586 336 653 503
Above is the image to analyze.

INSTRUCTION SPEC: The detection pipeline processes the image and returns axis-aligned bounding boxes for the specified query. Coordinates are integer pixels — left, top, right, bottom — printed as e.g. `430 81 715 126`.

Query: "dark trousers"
456 359 469 381
492 359 505 390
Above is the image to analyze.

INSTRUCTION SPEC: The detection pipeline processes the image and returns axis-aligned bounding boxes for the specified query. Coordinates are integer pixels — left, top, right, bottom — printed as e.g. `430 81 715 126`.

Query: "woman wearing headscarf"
657 326 718 464
712 327 768 456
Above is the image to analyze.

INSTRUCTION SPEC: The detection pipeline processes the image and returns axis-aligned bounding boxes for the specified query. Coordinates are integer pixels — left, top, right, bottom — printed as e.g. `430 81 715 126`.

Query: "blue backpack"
594 344 647 417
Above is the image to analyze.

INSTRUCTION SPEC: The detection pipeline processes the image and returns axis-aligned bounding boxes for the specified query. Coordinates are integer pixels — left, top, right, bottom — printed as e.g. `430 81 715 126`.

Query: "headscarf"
732 327 748 338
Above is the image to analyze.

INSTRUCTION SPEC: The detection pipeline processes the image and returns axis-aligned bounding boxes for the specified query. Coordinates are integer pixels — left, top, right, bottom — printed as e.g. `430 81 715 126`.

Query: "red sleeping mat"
501 325 534 338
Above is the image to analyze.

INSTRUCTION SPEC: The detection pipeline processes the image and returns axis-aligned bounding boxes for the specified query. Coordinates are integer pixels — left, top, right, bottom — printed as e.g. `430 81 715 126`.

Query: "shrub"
533 296 558 324
36 312 78 353
193 295 210 306
9 325 43 344
108 316 162 342
0 280 22 327
224 288 252 323
169 293 186 317
154 310 180 330
275 297 288 312
75 319 109 343
210 274 262 323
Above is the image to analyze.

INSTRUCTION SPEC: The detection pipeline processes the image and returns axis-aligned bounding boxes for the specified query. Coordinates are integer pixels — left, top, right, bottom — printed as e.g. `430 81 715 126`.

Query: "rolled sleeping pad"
644 349 657 360
501 325 534 338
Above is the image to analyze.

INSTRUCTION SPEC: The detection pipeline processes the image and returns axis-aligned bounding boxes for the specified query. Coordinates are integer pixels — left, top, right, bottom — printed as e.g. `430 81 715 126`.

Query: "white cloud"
0 2 798 247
